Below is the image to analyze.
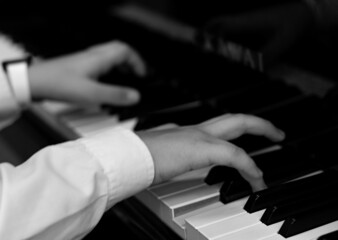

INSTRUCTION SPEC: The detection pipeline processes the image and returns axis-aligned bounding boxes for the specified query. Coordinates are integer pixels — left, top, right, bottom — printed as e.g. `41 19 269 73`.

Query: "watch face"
2 57 31 72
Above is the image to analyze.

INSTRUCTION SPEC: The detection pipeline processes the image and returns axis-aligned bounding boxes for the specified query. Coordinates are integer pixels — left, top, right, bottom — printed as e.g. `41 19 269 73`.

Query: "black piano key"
219 146 319 204
278 199 338 238
204 166 239 186
202 144 318 188
244 170 338 213
252 95 336 142
135 101 221 130
213 80 302 114
317 230 338 240
218 119 338 204
219 175 251 203
289 124 338 169
231 95 335 153
261 179 338 225
135 79 301 131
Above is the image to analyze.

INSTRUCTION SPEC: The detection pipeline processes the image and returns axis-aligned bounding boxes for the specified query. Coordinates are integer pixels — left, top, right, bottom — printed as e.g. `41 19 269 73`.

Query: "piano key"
204 146 282 186
244 170 336 213
212 222 283 240
204 166 240 186
213 80 302 114
187 202 338 240
194 176 338 239
289 221 338 240
289 125 338 169
200 212 262 240
231 95 336 154
173 202 223 238
135 100 221 130
261 178 338 225
160 183 222 218
194 210 266 240
278 199 338 237
61 110 111 128
185 167 337 240
73 117 122 136
137 167 211 210
219 123 338 205
260 221 338 240
185 197 249 240
317 230 338 240
251 95 336 142
135 80 301 130
219 146 318 204
136 167 222 237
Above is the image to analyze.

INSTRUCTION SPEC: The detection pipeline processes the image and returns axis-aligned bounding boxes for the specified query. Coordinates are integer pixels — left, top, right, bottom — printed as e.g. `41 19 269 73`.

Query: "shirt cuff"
77 127 154 209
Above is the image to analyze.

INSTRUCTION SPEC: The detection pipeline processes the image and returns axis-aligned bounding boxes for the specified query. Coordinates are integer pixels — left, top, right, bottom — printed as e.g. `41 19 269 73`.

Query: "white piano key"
260 234 285 240
73 116 137 137
213 222 284 240
185 197 248 240
64 111 111 128
136 167 213 238
285 220 338 240
160 182 222 219
150 168 210 198
74 117 121 136
173 202 223 239
136 167 211 211
136 167 210 206
196 210 265 240
260 220 338 240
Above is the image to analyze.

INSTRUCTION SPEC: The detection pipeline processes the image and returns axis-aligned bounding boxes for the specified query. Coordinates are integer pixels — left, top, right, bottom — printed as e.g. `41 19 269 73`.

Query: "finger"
199 114 285 141
197 139 266 191
78 80 141 106
149 123 179 131
90 41 147 76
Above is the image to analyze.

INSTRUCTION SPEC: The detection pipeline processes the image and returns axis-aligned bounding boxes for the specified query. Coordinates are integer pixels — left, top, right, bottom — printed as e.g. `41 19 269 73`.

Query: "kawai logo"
198 33 264 72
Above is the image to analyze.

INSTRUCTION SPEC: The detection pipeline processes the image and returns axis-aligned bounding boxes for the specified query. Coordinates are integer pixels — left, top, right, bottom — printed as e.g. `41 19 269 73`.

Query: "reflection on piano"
15 2 338 240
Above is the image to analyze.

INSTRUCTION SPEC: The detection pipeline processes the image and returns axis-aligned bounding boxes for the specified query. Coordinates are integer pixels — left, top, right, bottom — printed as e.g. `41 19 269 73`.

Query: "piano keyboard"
26 3 338 240
30 71 338 240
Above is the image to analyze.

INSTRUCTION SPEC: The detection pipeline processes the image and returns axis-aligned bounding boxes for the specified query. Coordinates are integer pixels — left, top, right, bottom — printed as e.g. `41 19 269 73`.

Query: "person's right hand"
137 113 285 192
202 2 315 67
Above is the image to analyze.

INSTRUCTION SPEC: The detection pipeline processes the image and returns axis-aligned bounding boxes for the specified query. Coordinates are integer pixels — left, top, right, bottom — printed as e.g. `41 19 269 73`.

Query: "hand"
137 113 285 192
28 41 146 106
202 2 314 67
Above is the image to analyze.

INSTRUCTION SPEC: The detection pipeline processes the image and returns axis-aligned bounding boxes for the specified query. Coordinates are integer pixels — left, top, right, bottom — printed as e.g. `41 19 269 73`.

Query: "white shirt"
0 36 155 240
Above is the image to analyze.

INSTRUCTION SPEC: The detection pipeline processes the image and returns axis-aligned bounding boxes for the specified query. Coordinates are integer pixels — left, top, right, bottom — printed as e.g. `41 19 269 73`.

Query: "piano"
3 2 338 239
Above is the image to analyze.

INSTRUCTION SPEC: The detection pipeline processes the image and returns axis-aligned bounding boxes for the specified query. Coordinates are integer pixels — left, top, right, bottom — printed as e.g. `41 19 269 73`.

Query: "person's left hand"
28 41 146 106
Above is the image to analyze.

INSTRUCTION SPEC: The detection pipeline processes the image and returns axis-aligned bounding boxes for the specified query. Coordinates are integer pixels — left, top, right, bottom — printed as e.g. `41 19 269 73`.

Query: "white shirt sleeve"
0 33 155 239
0 127 154 240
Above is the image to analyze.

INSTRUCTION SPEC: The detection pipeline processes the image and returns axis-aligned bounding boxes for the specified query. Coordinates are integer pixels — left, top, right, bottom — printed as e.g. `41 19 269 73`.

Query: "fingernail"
127 90 140 102
253 181 267 192
278 130 286 139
